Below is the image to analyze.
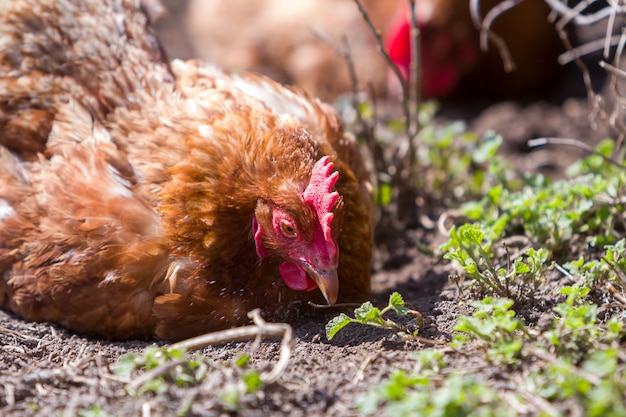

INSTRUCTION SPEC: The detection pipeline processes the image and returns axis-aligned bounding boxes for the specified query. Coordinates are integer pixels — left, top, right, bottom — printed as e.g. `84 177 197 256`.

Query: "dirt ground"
0 1 616 416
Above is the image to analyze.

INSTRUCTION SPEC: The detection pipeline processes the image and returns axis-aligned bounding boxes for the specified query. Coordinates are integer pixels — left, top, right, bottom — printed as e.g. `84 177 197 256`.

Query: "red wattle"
279 262 317 291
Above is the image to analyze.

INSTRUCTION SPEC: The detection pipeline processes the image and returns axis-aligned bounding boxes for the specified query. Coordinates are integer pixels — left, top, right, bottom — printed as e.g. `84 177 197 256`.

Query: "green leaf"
326 313 353 340
220 384 241 411
241 370 263 392
234 352 250 368
389 292 410 316
461 201 484 220
355 302 381 323
139 378 167 395
559 285 591 304
605 316 624 337
514 260 531 274
462 226 485 245
114 354 139 377
582 349 618 377
374 183 393 206
473 131 503 163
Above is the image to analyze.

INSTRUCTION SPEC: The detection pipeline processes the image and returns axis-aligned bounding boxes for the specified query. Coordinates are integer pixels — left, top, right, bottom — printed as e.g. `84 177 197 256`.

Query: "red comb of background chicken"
385 1 564 100
386 16 411 81
385 5 478 99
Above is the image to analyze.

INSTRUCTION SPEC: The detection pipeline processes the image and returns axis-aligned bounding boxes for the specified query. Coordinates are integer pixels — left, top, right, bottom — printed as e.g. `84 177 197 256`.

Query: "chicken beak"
305 265 338 305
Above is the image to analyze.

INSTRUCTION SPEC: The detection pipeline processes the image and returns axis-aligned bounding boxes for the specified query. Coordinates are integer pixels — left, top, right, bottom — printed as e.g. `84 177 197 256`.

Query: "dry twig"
351 352 377 385
168 309 294 384
351 0 407 99
558 35 624 64
545 0 626 26
309 27 384 179
470 0 521 72
127 359 187 392
307 301 363 310
0 325 46 344
351 0 422 220
527 137 626 170
606 282 626 307
545 0 626 154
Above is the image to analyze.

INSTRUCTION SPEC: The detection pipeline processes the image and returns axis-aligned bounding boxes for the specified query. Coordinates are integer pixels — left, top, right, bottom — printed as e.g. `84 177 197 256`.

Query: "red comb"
302 156 339 241
386 17 411 79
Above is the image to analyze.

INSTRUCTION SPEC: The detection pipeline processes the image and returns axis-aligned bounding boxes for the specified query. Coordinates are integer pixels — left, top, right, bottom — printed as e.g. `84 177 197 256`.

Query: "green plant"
565 239 626 288
356 349 515 417
452 297 529 365
456 140 626 255
346 94 517 211
442 224 549 301
527 346 626 417
115 345 208 395
219 370 263 412
359 287 626 416
326 292 421 340
77 405 114 417
115 345 266 411
218 353 264 411
543 285 624 362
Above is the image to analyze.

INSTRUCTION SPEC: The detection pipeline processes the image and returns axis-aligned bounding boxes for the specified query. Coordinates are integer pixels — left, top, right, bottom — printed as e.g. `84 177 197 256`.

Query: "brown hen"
185 0 403 101
0 0 374 341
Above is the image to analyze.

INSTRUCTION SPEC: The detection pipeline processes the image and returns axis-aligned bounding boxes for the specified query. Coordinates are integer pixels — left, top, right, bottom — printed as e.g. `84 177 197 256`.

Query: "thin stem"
528 137 625 170
351 0 408 103
168 309 293 384
479 0 522 71
352 0 417 198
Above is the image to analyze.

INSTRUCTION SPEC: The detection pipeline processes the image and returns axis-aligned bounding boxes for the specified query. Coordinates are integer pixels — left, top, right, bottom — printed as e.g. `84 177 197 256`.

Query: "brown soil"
0 1 614 416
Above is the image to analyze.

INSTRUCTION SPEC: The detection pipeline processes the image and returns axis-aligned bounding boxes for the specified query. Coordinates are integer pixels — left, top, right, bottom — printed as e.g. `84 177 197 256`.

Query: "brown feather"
0 0 374 341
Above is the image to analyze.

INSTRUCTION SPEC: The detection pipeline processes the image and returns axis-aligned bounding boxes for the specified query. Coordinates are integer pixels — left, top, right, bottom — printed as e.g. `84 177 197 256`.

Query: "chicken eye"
280 219 297 238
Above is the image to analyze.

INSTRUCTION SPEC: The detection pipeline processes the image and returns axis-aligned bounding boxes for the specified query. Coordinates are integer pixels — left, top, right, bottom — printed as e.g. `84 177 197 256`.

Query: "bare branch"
351 0 423 223
544 0 626 26
351 0 408 101
604 1 618 58
405 0 420 177
553 0 601 30
527 137 625 169
310 27 384 194
470 0 521 72
558 34 623 64
168 309 294 384
549 4 599 124
407 0 420 133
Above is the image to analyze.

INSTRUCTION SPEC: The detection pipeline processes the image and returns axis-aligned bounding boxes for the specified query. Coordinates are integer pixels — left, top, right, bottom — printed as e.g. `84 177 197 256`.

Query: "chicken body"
185 0 403 101
0 0 373 341
187 0 563 101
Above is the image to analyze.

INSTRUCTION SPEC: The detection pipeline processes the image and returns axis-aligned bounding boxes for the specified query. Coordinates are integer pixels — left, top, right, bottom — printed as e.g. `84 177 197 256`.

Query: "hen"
185 0 402 101
0 0 374 341
386 0 565 99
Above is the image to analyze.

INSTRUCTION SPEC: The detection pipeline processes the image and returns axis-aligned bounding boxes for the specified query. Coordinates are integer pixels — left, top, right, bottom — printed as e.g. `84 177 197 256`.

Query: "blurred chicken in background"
386 0 566 100
186 0 402 101
186 0 565 101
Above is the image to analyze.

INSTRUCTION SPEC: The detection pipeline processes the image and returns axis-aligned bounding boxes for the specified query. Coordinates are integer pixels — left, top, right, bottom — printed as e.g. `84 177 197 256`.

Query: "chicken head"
252 156 341 305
